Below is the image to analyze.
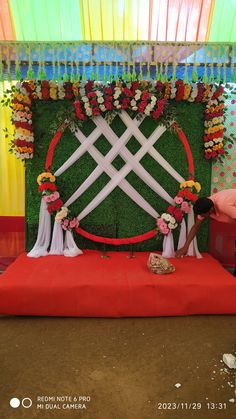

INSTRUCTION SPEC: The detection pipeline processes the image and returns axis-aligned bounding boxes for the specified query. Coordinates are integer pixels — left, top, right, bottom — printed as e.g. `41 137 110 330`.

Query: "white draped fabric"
177 218 187 250
162 232 175 258
27 199 51 258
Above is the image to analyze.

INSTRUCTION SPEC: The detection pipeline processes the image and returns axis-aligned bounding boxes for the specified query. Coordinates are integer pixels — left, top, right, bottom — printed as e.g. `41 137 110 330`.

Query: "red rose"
47 199 63 214
85 80 94 92
92 108 100 116
104 101 112 110
41 80 49 88
38 183 57 192
167 205 175 214
123 87 133 97
90 99 97 106
131 81 139 91
42 87 50 100
88 92 96 98
173 207 183 222
104 87 113 95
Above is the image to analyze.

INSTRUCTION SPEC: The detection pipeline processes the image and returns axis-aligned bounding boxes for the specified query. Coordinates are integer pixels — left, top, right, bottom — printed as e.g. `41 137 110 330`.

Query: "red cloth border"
0 216 25 232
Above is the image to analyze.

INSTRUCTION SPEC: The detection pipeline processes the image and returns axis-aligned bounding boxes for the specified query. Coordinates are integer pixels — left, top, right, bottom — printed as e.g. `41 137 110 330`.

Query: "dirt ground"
0 315 236 419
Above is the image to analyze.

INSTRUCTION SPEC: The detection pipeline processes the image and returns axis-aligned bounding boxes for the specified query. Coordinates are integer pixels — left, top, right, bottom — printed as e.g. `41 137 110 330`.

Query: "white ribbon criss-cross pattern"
28 112 201 258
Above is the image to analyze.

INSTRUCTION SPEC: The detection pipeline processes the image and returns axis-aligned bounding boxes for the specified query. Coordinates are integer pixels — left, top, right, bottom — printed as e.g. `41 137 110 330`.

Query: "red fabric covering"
0 252 235 317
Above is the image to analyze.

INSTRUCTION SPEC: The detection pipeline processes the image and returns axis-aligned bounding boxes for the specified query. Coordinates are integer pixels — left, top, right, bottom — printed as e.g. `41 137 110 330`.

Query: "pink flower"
161 226 170 235
50 191 59 202
181 201 190 213
63 219 69 226
174 196 183 205
62 224 68 230
69 218 79 229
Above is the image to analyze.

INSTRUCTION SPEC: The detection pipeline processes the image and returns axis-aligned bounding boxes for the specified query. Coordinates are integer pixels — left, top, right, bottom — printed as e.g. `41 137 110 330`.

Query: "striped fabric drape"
1 0 214 42
0 81 25 215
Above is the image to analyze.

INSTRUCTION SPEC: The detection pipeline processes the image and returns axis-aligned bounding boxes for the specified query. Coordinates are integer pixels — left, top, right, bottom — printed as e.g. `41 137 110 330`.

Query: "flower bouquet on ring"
55 207 79 232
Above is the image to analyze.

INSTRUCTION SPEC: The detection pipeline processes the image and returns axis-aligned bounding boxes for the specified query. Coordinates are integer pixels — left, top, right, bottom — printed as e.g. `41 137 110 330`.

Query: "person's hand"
175 246 188 258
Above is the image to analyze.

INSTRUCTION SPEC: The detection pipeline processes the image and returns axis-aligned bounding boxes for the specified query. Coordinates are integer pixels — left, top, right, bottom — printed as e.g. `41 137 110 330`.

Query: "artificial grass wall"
26 100 211 251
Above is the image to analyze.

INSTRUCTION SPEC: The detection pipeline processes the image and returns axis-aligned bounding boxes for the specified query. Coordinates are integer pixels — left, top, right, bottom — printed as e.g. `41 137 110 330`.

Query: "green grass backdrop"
25 100 211 251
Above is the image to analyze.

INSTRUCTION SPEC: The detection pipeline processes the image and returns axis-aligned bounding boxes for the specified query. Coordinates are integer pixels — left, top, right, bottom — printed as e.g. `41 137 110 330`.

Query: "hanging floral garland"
9 79 227 161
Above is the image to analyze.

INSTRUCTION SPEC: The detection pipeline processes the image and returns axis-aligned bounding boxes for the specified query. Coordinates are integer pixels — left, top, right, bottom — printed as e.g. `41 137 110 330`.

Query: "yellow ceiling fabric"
0 81 25 216
80 0 213 41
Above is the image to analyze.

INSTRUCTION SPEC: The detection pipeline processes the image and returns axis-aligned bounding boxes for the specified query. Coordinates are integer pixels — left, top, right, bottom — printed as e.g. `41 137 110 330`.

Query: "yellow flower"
186 180 194 187
183 84 191 100
180 181 187 188
37 172 55 185
194 182 201 193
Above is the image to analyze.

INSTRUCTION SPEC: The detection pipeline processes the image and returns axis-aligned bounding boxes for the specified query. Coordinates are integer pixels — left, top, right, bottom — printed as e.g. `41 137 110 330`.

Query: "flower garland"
204 85 226 160
11 79 226 161
156 180 201 236
37 172 79 231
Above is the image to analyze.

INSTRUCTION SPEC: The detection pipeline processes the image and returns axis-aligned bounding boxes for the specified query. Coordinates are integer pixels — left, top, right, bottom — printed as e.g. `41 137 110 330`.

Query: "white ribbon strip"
177 218 187 250
95 117 174 205
27 199 51 258
78 124 168 221
71 128 159 219
120 113 185 183
162 232 175 258
64 117 143 207
54 126 101 177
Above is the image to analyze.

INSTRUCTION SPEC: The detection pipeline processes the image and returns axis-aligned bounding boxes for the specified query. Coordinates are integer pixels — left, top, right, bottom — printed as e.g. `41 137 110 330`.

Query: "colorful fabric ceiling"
0 0 236 42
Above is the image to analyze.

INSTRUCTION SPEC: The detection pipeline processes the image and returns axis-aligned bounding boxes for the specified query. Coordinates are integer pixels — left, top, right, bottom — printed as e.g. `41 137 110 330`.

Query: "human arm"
175 218 203 258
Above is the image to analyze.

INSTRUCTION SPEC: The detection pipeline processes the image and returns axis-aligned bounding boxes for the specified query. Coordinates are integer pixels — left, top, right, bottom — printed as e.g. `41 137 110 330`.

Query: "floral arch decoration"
9 78 227 258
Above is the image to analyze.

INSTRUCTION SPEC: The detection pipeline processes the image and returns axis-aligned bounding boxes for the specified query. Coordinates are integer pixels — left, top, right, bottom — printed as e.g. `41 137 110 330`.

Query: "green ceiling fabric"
209 0 236 42
9 0 83 41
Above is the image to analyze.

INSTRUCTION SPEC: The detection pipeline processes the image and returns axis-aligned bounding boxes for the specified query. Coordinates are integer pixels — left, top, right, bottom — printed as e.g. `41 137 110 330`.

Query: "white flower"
116 105 121 109
79 88 86 96
161 213 171 222
82 96 89 102
169 216 176 224
84 102 90 109
99 105 106 112
114 100 120 107
135 89 141 95
134 94 141 101
168 222 177 229
96 90 103 97
151 95 157 103
130 99 137 106
55 207 68 222
144 109 150 115
86 109 92 116
132 106 138 110
97 97 104 103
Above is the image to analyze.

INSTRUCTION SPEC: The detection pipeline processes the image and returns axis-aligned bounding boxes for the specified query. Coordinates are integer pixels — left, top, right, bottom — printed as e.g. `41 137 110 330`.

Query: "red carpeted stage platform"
0 251 235 317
